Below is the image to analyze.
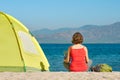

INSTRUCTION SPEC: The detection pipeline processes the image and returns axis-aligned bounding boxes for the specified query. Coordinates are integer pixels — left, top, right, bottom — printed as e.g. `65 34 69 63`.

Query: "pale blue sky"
0 0 120 31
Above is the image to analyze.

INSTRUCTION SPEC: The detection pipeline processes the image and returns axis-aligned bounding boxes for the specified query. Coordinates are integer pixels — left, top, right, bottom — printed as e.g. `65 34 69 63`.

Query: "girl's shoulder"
82 45 87 48
82 45 87 49
68 46 73 50
82 45 88 52
70 44 86 49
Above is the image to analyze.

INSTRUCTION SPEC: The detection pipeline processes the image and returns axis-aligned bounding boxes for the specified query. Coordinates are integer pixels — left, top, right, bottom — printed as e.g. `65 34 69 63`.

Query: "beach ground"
0 72 120 80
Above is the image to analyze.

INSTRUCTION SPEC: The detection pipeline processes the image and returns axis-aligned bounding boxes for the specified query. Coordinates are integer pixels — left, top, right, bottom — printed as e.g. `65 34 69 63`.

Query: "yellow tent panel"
0 12 50 72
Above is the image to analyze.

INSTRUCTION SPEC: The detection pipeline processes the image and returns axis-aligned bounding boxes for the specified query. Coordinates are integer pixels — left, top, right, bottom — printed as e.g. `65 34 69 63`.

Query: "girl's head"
72 32 83 44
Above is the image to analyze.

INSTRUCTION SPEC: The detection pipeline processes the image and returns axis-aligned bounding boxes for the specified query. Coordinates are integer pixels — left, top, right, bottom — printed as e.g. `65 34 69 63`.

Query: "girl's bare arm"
84 46 89 63
64 47 70 63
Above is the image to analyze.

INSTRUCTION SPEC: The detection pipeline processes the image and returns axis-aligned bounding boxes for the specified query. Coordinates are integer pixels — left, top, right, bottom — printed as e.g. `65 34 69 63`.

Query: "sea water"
41 44 120 72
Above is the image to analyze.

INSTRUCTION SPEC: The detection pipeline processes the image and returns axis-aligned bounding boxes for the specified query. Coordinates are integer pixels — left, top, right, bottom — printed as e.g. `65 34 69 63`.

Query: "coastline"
0 72 119 80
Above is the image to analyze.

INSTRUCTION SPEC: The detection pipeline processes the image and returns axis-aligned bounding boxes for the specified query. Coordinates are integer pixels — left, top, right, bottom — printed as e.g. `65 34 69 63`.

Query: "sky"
0 0 120 31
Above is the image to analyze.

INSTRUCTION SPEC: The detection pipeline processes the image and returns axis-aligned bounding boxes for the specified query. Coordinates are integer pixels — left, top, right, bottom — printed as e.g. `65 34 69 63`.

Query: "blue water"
41 44 120 72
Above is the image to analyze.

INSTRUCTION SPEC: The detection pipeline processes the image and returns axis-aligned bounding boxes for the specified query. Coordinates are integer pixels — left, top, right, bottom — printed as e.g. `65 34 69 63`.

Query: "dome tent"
0 12 50 72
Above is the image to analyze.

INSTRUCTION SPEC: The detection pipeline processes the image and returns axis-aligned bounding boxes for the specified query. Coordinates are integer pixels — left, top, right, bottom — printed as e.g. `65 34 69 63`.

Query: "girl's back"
70 45 88 72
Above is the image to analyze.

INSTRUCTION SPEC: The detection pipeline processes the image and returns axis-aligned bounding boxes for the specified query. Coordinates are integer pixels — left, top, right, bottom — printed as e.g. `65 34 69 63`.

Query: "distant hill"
32 22 120 43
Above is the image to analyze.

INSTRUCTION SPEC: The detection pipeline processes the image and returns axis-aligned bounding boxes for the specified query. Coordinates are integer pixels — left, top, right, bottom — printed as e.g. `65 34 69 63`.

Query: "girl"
64 32 92 72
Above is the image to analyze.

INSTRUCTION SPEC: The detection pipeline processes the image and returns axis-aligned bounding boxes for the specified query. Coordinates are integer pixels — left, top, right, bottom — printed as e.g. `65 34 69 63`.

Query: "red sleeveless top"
69 47 88 72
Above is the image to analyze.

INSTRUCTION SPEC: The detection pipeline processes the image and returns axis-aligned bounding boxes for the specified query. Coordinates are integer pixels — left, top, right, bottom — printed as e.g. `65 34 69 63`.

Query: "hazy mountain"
32 22 120 43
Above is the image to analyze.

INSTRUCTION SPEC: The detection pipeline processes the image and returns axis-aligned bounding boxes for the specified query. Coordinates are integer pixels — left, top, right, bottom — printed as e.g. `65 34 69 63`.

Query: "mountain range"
32 22 120 43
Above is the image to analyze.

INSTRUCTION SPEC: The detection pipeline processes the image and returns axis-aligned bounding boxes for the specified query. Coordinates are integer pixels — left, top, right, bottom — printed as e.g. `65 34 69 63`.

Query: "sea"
40 44 120 72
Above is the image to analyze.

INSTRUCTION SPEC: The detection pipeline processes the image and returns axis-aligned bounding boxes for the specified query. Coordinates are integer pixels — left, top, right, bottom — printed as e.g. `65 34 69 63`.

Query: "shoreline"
0 72 119 80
